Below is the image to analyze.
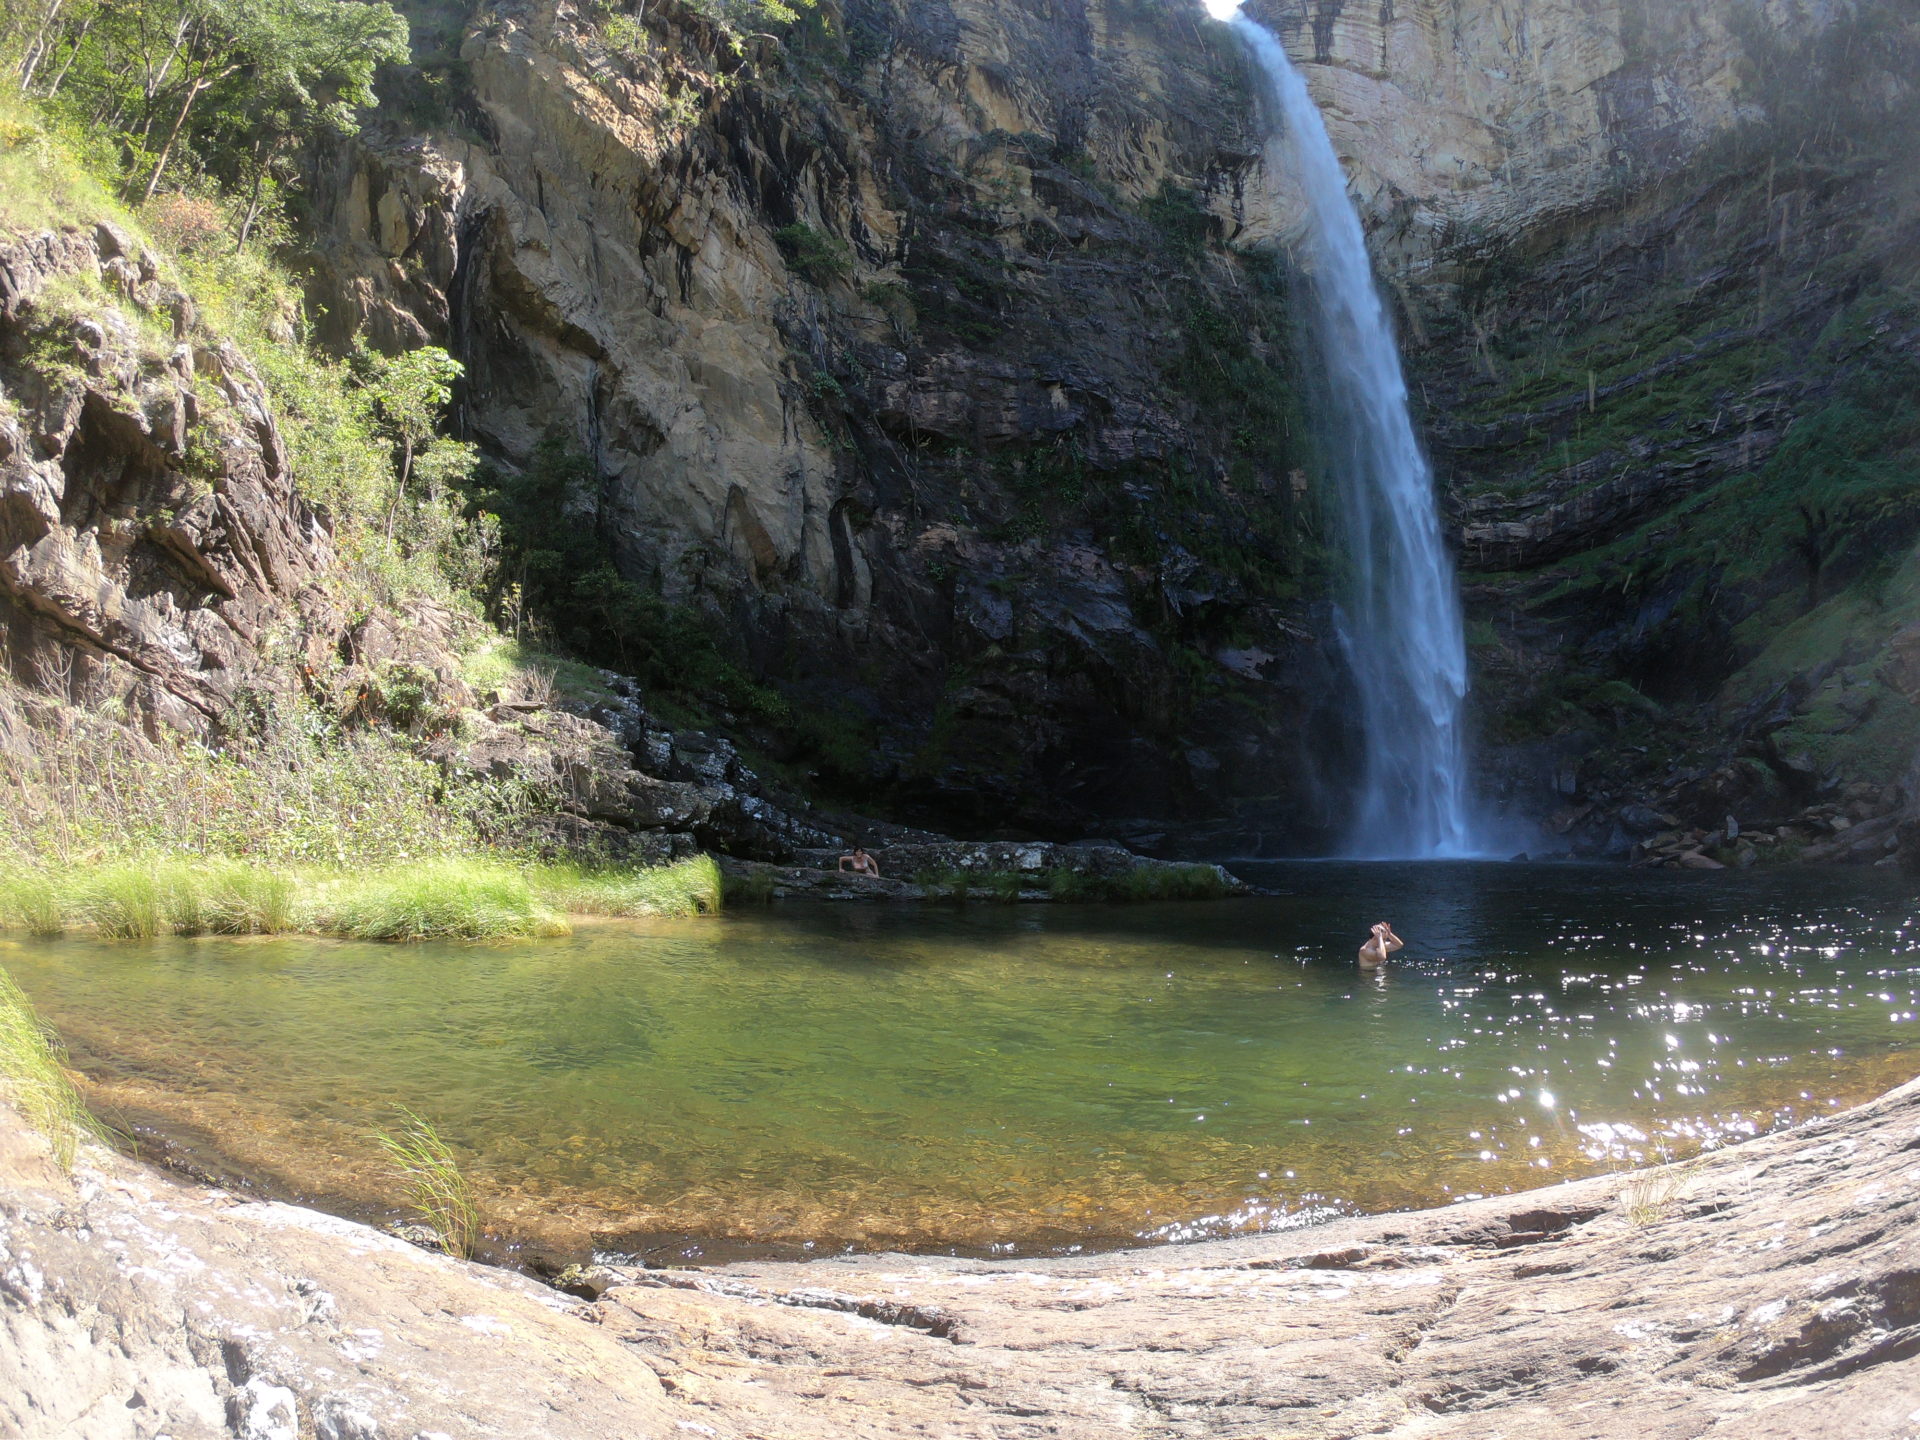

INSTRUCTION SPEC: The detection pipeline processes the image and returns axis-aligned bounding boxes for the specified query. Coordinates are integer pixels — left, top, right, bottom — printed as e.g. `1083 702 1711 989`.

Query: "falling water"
1205 1 1475 857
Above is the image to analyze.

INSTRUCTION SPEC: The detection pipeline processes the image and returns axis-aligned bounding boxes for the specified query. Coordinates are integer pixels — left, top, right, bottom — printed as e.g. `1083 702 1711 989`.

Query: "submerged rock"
7 1073 1920 1437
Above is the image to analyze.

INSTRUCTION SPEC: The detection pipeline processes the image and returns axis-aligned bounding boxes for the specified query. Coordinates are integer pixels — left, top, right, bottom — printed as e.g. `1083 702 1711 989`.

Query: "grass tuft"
318 860 571 942
0 968 103 1169
1112 863 1230 903
207 865 299 935
912 867 973 903
0 854 727 942
0 874 64 937
532 855 724 918
1620 1159 1701 1227
76 865 165 940
371 1105 482 1258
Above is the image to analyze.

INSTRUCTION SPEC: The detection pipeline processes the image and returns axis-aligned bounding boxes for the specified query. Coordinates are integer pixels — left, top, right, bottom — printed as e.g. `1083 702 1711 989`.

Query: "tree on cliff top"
10 0 407 219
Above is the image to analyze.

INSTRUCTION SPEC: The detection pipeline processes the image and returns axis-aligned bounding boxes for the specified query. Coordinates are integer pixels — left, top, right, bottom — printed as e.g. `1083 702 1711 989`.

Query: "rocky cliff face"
290 0 1919 855
300 0 1359 851
0 222 333 740
1393 1 1920 864
0 212 877 869
1240 0 1783 257
194 0 1904 864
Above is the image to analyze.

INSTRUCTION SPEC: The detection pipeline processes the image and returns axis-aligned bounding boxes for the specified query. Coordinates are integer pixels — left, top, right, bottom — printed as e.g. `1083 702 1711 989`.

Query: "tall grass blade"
78 865 164 940
0 874 65 936
371 1105 481 1258
0 968 103 1169
320 860 570 941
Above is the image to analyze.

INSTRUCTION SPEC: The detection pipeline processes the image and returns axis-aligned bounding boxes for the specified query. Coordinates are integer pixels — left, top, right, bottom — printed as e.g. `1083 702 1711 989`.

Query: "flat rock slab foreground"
6 1080 1920 1439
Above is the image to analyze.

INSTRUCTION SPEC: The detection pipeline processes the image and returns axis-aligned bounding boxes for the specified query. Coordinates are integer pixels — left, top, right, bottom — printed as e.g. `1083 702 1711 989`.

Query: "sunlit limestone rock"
1233 0 1778 265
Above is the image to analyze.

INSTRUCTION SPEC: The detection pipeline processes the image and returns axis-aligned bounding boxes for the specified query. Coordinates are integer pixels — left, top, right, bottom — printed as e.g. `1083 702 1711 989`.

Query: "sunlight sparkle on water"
5 862 1914 1259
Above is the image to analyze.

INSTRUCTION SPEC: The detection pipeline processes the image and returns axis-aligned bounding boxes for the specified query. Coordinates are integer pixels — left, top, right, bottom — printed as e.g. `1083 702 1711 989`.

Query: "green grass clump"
371 1106 481 1258
207 865 299 935
75 864 166 940
1044 864 1229 903
1046 868 1095 902
0 854 729 942
1113 863 1229 902
531 855 724 918
0 874 64 937
0 968 103 1169
984 871 1027 903
459 635 613 704
912 867 973 902
319 860 570 942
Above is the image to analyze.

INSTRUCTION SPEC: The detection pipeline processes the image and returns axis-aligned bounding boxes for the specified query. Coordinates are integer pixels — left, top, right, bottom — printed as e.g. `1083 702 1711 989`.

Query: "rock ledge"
5 1076 1920 1438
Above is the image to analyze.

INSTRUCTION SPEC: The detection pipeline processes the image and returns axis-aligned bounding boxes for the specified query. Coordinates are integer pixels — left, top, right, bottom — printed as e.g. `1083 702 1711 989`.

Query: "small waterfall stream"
1207 3 1476 857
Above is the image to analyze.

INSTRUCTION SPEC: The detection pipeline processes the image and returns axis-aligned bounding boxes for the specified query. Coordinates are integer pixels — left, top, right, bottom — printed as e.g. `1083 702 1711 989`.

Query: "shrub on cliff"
775 222 851 285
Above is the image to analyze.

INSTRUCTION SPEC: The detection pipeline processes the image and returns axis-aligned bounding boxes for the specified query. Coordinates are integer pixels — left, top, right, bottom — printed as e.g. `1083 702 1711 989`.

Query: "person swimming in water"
1358 922 1403 969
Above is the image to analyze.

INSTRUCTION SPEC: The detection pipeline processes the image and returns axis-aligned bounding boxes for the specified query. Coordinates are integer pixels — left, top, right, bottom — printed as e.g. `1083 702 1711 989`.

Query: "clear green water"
7 862 1917 1260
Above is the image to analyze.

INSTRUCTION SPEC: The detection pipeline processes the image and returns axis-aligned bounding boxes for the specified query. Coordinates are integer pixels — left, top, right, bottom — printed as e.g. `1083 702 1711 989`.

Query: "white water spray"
1208 2 1474 857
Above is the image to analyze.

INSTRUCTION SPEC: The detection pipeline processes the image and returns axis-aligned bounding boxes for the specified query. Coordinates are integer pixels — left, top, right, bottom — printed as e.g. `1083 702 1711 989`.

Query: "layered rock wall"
0 223 330 738
306 0 1355 848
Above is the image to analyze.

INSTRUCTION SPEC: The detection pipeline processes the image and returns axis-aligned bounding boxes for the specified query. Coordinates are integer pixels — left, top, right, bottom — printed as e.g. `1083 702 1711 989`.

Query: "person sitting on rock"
838 845 881 877
1358 922 1402 969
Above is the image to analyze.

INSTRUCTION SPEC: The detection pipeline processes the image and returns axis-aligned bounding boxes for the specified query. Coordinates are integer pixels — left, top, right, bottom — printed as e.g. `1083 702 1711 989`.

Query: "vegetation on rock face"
0 681 506 871
1420 0 1920 821
4 0 1906 864
465 435 876 788
0 19 711 911
10 0 408 223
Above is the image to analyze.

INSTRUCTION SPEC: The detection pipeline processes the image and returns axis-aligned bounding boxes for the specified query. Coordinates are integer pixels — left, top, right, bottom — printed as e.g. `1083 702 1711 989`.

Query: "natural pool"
7 862 1916 1262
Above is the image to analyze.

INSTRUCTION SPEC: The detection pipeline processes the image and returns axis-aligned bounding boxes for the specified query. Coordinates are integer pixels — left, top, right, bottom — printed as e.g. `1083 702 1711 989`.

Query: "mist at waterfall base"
1207 2 1481 859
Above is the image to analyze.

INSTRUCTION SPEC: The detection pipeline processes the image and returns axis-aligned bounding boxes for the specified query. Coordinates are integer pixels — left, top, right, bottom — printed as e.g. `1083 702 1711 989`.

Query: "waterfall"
1207 2 1475 858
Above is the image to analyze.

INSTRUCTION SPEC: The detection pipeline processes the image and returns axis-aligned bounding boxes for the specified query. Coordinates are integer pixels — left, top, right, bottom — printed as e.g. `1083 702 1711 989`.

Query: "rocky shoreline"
8 1072 1920 1438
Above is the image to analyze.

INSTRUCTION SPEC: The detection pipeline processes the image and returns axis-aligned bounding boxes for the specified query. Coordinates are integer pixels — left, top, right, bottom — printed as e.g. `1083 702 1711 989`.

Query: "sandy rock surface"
6 1074 1920 1438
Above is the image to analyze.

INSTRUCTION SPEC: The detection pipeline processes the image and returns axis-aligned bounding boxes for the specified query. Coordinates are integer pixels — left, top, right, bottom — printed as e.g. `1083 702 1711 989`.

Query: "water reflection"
3 862 1915 1258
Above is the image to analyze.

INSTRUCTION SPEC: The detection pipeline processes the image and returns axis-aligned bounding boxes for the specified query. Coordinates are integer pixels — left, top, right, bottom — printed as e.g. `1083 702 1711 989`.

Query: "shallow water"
7 862 1916 1260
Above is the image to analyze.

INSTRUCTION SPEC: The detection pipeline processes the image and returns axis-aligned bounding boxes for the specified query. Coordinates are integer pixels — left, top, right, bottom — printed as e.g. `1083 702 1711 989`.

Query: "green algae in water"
6 863 1917 1259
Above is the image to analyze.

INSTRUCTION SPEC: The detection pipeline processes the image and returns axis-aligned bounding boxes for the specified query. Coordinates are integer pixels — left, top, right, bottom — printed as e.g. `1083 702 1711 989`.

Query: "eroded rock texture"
296 0 1916 853
302 0 1362 850
0 223 331 738
8 1074 1920 1437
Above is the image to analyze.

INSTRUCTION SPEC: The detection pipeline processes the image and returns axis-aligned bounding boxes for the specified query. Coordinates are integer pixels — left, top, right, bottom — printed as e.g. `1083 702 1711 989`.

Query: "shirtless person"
838 845 881 877
1358 922 1403 969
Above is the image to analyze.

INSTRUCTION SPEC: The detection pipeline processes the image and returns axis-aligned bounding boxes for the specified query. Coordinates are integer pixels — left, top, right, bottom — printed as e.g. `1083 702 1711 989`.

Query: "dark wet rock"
723 842 1247 902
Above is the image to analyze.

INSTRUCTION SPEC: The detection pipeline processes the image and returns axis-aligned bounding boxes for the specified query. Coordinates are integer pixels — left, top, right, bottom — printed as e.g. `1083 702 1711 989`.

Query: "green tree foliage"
358 344 467 530
774 222 851 285
684 0 815 35
10 0 408 216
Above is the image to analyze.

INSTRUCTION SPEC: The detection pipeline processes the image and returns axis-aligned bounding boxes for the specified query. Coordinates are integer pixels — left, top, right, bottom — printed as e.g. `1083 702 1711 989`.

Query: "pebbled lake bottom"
8 861 1917 1265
